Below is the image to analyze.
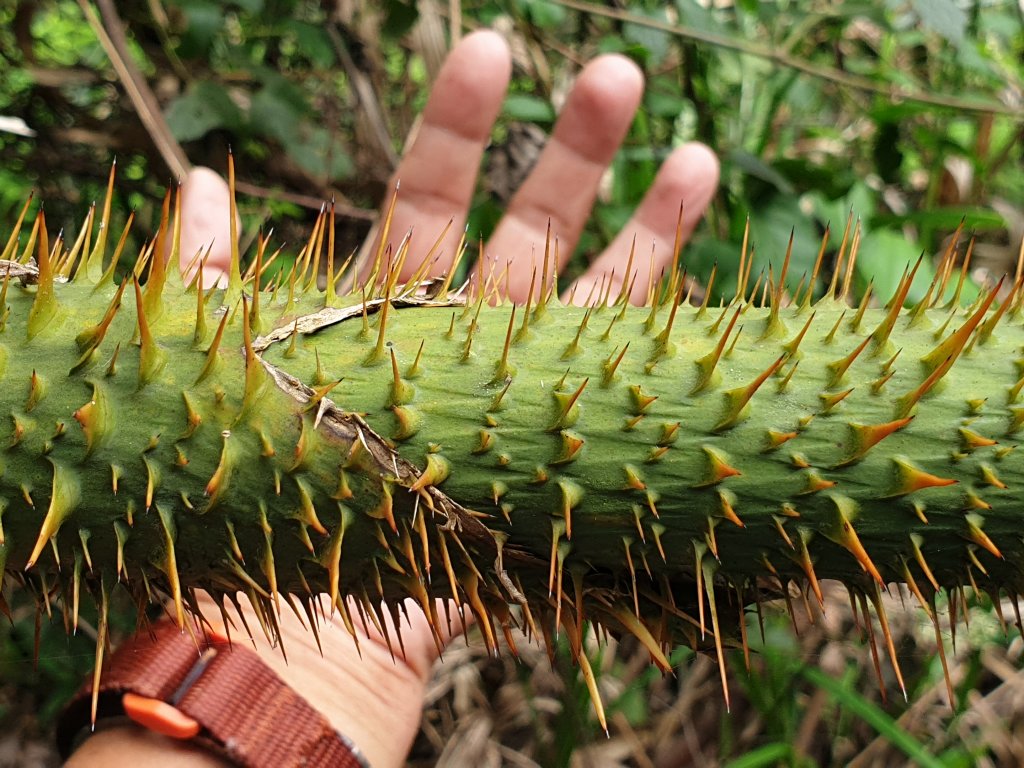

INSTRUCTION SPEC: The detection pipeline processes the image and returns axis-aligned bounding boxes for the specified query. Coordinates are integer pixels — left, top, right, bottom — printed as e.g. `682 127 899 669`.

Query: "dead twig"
77 0 191 178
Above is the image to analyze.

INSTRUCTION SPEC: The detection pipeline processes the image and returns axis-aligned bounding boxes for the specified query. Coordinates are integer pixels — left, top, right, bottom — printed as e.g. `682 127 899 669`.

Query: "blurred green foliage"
0 0 1021 295
0 1 1023 764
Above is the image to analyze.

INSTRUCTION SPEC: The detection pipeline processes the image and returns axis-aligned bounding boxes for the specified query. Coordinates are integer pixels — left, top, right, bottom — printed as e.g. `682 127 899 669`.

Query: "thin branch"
233 180 376 221
556 0 1024 119
326 24 399 171
76 0 191 178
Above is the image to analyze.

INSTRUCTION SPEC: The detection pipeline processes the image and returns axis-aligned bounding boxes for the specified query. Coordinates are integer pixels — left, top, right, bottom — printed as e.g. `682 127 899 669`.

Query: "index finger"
361 31 512 284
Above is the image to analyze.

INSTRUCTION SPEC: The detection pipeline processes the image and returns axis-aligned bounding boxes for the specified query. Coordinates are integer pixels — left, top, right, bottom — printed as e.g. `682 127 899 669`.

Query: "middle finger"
484 55 644 302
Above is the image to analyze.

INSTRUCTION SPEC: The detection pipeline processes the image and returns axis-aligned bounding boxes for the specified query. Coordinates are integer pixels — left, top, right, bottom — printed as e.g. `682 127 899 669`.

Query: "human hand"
72 28 719 768
180 30 719 305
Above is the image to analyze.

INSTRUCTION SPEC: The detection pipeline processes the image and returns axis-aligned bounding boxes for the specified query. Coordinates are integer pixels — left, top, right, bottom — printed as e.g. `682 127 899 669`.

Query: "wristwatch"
56 618 369 767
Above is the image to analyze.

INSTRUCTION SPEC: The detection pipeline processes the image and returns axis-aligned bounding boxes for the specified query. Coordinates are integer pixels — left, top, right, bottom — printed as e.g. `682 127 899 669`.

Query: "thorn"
823 310 847 345
25 461 80 569
837 417 913 466
223 151 243 304
959 426 997 452
795 533 824 608
765 429 798 451
156 505 184 627
204 431 236 510
551 430 584 465
736 217 751 300
598 343 630 388
558 480 583 539
27 210 59 339
514 268 538 344
366 266 394 365
89 574 111 725
827 335 872 388
409 454 450 492
798 469 837 495
562 307 592 360
965 513 1002 559
694 446 742 487
826 210 854 300
772 515 794 549
696 262 718 319
885 457 957 497
142 187 172 320
73 382 111 458
387 348 415 406
692 307 741 394
653 279 686 354
714 355 786 431
917 279 1002 379
701 557 731 712
782 311 816 359
25 370 45 413
980 463 1007 489
856 590 887 703
818 388 854 413
550 377 589 430
493 305 517 382
1 191 35 263
249 232 266 333
71 278 128 372
945 237 975 309
717 489 744 527
825 494 883 584
840 219 862 303
614 237 638 307
132 278 166 387
548 519 566 597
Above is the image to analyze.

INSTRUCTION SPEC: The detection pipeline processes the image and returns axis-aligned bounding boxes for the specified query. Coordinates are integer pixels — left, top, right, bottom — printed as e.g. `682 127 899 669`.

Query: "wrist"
59 608 375 768
191 592 433 768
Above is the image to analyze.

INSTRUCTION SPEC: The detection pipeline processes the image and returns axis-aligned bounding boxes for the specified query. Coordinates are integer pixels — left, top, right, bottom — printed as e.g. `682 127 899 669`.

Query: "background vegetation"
0 1 1023 766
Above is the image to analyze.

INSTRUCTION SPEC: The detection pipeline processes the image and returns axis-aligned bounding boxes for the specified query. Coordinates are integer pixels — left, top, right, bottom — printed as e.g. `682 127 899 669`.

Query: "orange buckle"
123 633 228 740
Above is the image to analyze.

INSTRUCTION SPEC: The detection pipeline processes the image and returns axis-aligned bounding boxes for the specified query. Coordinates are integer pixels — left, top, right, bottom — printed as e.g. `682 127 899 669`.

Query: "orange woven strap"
57 620 368 768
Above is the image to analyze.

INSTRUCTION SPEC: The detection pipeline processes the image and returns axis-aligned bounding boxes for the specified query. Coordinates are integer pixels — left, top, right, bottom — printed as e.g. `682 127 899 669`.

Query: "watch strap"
56 619 368 768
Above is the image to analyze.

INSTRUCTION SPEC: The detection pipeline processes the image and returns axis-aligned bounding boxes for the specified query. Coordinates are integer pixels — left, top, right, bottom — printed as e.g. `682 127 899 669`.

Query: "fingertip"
419 29 512 141
437 28 512 93
570 53 645 115
651 143 721 215
671 142 721 185
585 52 645 92
183 165 228 190
179 166 235 285
455 29 512 71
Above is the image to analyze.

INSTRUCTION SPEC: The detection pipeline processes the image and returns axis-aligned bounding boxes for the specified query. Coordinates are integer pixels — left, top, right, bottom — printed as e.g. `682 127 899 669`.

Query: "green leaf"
382 0 420 37
854 228 933 306
231 0 264 13
802 665 947 768
514 0 566 28
623 6 672 66
283 20 335 68
729 150 795 195
873 207 1006 232
909 0 967 46
643 88 687 118
502 94 555 123
249 73 311 142
173 1 224 57
744 195 820 294
804 182 877 232
164 81 243 142
722 743 792 768
283 124 353 182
